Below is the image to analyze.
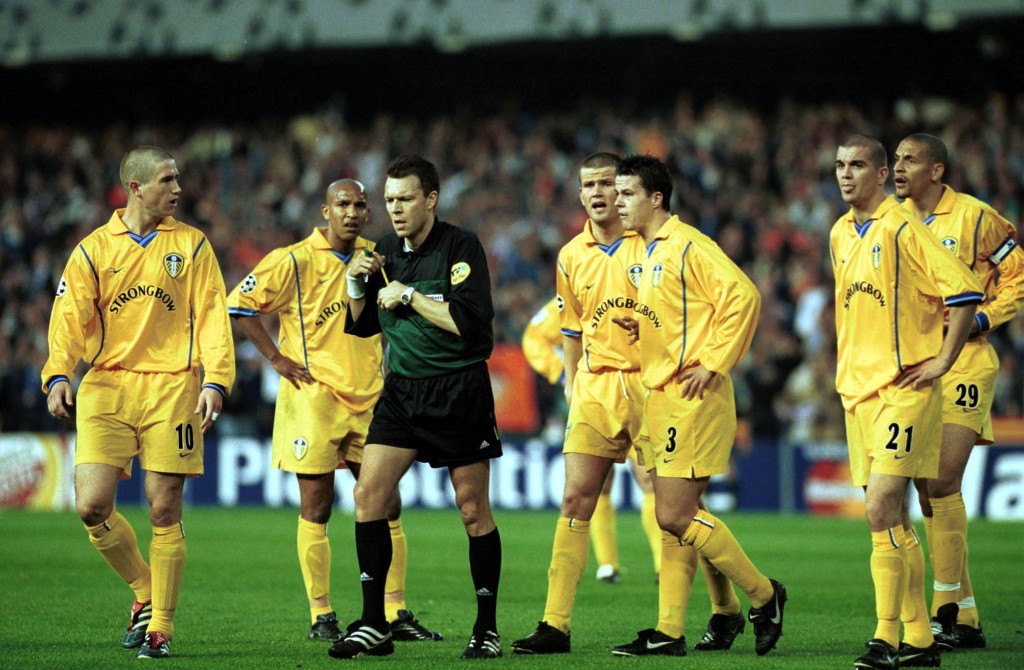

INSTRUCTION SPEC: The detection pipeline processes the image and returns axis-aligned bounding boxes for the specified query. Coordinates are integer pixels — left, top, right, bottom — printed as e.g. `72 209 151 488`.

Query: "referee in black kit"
329 155 504 661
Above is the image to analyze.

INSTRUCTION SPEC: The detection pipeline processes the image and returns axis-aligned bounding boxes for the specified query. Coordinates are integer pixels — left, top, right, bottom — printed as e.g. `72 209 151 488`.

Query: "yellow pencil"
364 248 389 284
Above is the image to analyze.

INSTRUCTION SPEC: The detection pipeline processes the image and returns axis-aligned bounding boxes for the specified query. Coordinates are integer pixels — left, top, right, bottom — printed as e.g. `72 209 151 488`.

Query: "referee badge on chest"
164 252 185 278
293 437 309 460
871 244 881 270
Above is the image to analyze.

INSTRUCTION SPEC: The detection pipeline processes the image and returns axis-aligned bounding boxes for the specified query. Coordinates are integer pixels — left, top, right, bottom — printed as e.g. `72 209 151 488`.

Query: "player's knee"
928 475 961 500
353 479 386 515
655 509 690 537
76 499 113 527
560 488 598 518
865 498 900 530
148 501 182 528
302 501 333 525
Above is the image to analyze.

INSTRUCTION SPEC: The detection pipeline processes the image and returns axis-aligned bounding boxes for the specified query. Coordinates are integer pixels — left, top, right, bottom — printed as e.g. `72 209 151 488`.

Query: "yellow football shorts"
845 379 942 487
564 368 645 461
75 368 204 477
272 380 373 475
644 372 736 478
941 339 997 444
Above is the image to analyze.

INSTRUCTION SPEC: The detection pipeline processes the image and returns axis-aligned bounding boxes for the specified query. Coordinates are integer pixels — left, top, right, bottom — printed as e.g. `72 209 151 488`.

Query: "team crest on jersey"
627 264 643 288
871 244 881 269
293 437 309 460
942 237 958 254
240 273 258 294
651 263 664 287
163 252 185 278
556 294 565 312
55 276 68 297
451 262 471 285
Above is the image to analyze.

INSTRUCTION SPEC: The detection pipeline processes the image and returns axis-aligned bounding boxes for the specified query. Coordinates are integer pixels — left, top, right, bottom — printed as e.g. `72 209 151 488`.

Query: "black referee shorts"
366 362 503 468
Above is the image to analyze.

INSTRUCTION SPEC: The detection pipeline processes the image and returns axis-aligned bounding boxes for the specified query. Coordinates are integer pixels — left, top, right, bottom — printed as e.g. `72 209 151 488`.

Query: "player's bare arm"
46 379 74 419
895 303 977 389
234 315 314 389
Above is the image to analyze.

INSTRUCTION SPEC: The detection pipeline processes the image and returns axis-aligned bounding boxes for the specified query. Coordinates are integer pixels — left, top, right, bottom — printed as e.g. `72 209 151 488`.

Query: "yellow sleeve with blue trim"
522 297 564 384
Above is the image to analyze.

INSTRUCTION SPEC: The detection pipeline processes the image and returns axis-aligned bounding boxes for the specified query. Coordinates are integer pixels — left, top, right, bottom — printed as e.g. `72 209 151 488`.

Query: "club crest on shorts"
871 244 881 269
293 437 309 460
942 237 958 254
651 263 664 287
450 262 471 285
164 252 185 278
627 264 643 288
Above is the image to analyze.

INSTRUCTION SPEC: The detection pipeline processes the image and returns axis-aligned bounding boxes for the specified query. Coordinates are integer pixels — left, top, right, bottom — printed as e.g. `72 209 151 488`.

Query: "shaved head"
120 146 174 193
325 178 366 202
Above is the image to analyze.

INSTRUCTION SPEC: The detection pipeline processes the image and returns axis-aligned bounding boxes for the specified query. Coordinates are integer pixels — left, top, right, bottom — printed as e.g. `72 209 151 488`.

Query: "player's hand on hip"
612 316 640 345
271 353 314 389
894 357 947 390
675 364 716 400
195 387 224 433
46 380 74 419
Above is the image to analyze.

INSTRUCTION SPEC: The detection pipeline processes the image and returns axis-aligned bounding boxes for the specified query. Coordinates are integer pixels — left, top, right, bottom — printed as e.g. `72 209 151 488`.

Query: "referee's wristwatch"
400 286 416 305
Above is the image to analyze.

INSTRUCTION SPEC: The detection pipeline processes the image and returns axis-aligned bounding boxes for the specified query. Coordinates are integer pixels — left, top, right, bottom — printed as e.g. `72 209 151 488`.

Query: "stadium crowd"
3 92 1024 438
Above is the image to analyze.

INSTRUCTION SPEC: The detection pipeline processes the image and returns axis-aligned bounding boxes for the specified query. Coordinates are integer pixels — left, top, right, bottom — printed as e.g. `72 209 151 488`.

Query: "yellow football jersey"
907 185 1024 333
227 227 382 412
635 216 760 390
42 210 235 394
556 220 645 373
830 196 984 410
522 297 563 384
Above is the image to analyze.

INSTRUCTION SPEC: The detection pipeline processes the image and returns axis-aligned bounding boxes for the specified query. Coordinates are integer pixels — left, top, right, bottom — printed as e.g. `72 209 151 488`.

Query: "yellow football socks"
870 526 907 648
641 492 662 574
543 517 590 633
86 510 152 604
929 493 967 612
297 517 331 623
957 542 980 628
901 527 933 648
682 511 772 608
657 532 696 638
700 552 742 615
384 518 408 622
148 522 186 637
590 493 618 572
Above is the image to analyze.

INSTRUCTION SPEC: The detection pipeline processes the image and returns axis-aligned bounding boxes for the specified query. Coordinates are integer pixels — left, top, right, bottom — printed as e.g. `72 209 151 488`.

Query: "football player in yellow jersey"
43 146 236 659
894 133 1024 650
512 152 651 655
228 179 440 644
608 154 785 658
521 296 662 586
831 135 984 670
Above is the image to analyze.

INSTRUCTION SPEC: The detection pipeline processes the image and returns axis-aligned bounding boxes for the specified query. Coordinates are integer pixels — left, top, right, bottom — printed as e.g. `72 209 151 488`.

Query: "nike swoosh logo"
645 640 675 650
662 458 674 464
894 454 908 460
769 594 782 625
901 653 923 661
113 267 126 273
318 279 328 284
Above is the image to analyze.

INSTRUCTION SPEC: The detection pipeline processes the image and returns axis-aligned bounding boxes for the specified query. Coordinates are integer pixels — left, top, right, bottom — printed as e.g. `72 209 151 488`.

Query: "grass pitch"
2 507 1021 669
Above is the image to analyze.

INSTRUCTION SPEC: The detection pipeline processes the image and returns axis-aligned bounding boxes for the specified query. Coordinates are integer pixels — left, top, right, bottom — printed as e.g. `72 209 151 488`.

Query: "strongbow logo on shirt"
240 274 258 294
627 264 643 288
843 280 886 309
164 252 185 278
942 237 958 254
651 263 664 287
55 277 68 297
871 244 881 269
451 262 471 285
293 437 308 460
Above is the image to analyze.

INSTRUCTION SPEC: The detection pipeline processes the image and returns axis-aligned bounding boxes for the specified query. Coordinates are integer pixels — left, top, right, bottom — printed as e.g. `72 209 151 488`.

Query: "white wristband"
347 274 367 300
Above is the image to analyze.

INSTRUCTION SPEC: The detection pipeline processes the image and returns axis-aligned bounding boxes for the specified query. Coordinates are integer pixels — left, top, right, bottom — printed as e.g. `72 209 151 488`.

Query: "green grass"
2 508 1022 669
